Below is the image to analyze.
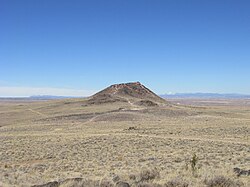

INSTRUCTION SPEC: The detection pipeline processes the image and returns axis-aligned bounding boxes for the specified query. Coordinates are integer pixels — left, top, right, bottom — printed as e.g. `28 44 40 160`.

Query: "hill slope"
87 82 167 106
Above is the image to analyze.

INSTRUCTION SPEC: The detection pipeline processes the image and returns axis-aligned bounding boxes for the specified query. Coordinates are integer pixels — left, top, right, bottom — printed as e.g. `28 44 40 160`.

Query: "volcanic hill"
87 82 167 106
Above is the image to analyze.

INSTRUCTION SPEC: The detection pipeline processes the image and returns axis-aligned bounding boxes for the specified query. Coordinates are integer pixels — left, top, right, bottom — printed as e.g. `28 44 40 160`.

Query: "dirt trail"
112 86 119 95
28 108 48 118
127 99 137 108
123 98 143 111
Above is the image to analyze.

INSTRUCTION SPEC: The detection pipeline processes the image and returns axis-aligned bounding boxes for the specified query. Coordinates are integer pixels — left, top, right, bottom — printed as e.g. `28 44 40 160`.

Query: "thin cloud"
0 86 95 97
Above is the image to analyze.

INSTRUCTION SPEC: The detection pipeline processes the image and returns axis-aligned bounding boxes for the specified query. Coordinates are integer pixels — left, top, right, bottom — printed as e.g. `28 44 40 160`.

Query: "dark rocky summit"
87 82 167 106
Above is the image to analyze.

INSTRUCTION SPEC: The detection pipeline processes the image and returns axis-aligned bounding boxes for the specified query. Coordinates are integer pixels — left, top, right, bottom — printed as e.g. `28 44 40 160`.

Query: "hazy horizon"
0 86 250 98
1 1 250 96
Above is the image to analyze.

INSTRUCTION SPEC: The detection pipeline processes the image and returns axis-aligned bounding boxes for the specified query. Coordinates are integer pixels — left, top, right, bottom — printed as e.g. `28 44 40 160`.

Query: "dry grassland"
0 98 249 186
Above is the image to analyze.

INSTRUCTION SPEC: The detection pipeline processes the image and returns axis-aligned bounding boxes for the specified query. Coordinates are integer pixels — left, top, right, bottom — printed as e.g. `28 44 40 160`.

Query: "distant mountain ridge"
2 92 249 100
29 95 80 100
161 93 250 99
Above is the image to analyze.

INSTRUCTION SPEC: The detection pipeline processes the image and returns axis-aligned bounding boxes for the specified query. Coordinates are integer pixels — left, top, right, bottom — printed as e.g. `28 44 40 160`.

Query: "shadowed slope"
87 82 167 106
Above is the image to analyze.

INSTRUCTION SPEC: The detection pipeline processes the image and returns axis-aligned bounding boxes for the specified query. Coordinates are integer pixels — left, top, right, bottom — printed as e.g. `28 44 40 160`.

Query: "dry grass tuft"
137 182 161 187
99 178 115 187
139 168 160 182
165 177 189 187
204 176 242 187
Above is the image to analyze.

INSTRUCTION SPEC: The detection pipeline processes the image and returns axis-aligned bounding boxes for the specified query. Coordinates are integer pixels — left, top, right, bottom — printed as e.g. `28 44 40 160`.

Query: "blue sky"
0 0 250 96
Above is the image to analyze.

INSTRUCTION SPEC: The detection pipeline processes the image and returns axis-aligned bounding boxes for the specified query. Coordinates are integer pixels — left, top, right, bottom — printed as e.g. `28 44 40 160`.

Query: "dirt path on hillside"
28 108 48 118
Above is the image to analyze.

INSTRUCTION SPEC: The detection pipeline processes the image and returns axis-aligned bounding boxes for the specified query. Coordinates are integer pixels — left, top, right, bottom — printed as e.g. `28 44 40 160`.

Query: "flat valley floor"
0 98 249 186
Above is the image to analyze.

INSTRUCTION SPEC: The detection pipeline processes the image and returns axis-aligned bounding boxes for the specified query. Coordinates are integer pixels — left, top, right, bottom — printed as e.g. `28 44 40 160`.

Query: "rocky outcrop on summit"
87 82 167 105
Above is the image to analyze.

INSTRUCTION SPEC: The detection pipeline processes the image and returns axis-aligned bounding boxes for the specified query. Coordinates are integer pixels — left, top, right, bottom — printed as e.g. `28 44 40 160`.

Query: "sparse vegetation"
190 153 198 175
29 169 246 187
0 91 249 186
205 176 242 187
165 177 189 187
139 168 160 182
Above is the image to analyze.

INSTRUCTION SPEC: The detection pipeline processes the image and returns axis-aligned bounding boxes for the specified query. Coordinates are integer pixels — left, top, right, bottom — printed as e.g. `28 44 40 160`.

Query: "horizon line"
0 86 250 98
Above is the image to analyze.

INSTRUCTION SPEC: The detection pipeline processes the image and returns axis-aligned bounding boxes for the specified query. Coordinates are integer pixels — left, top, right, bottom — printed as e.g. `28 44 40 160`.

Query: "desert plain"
0 84 249 187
